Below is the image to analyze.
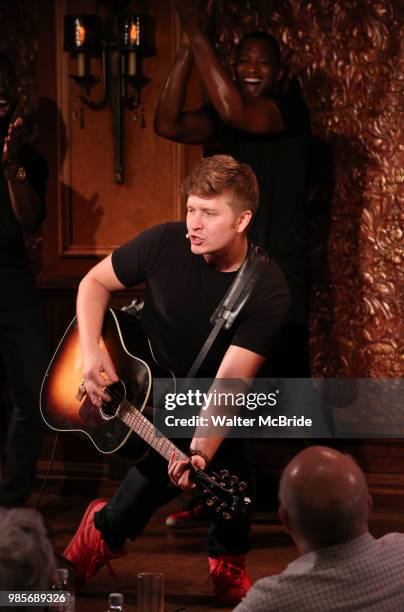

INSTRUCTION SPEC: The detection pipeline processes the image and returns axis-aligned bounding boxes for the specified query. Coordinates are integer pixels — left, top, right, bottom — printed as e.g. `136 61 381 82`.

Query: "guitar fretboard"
119 400 188 463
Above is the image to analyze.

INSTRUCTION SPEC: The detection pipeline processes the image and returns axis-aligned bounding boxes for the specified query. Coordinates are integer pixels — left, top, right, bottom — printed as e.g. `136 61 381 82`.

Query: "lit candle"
128 52 136 76
77 53 86 77
111 51 120 77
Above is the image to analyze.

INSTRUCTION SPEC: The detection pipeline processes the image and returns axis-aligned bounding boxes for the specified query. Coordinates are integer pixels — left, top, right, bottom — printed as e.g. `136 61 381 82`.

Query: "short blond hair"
181 155 259 215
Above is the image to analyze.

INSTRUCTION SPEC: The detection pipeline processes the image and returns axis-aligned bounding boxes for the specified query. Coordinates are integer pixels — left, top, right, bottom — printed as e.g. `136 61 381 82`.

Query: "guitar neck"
119 401 188 463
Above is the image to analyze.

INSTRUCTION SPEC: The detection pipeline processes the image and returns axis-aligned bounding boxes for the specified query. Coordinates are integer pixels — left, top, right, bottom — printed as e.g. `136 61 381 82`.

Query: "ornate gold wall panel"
216 0 403 377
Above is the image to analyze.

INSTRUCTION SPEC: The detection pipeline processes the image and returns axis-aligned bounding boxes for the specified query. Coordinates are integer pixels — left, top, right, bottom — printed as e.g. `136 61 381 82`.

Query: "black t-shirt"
0 143 47 309
112 222 290 377
206 91 310 324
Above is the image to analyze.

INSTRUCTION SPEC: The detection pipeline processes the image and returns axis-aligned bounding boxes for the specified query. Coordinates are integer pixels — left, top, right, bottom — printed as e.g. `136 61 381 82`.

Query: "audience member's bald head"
279 446 371 552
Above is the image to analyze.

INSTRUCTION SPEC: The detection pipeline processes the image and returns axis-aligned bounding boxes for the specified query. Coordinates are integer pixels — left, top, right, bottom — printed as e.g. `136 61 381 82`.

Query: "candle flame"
74 19 86 46
130 23 138 45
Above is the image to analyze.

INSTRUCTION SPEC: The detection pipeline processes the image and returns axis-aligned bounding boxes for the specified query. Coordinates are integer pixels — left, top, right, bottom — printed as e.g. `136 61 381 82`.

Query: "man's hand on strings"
83 347 119 407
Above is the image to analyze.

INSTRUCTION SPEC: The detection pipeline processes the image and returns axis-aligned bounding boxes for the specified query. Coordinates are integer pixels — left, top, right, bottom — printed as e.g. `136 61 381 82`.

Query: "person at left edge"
63 154 290 607
0 52 48 507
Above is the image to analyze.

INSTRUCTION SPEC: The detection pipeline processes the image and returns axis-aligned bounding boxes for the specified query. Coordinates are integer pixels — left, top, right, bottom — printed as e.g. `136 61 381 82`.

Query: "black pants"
0 295 49 505
95 439 253 557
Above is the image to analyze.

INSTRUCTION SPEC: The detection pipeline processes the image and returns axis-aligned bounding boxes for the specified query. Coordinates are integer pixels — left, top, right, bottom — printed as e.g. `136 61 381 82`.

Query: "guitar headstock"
190 467 251 520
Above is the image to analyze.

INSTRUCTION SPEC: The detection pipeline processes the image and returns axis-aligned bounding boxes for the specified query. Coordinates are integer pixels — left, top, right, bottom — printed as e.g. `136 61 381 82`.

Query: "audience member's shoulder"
378 532 404 549
235 574 292 612
253 575 280 591
234 576 276 611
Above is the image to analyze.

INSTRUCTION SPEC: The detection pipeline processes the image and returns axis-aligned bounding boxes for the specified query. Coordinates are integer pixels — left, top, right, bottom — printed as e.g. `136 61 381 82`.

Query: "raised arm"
175 0 284 135
3 118 46 229
77 255 125 407
154 39 216 144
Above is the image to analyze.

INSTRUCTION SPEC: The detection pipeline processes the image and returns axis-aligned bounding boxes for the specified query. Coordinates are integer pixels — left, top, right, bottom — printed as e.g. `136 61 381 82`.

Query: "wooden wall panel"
38 0 184 279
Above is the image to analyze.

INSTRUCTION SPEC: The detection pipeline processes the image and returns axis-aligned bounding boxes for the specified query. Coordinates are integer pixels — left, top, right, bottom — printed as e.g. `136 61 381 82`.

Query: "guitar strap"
185 244 269 379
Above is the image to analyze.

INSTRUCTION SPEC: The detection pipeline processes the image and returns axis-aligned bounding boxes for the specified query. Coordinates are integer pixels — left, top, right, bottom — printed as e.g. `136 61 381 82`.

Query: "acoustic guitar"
40 308 250 519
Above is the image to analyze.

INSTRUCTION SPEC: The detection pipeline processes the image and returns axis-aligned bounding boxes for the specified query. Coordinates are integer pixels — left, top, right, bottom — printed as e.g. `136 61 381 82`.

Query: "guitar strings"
86 387 238 504
92 386 188 462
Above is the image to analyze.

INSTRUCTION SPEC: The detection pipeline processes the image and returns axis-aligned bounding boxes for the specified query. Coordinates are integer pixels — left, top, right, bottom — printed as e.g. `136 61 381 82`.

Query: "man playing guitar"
63 155 290 607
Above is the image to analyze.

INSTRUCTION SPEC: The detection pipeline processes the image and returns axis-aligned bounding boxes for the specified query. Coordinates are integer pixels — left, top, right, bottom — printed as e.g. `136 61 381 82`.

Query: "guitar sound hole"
100 380 126 420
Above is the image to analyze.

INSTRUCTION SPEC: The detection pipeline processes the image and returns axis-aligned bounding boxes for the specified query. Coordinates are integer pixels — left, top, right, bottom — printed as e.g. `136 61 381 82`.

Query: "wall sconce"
64 9 155 184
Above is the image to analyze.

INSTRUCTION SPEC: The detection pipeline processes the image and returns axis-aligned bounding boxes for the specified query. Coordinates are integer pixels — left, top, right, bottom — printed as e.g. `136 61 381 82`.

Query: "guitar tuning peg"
220 469 230 478
239 481 248 491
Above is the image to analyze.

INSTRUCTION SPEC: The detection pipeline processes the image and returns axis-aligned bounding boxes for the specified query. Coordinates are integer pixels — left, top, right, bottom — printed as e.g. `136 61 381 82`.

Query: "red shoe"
63 499 126 590
165 503 209 528
208 554 252 607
